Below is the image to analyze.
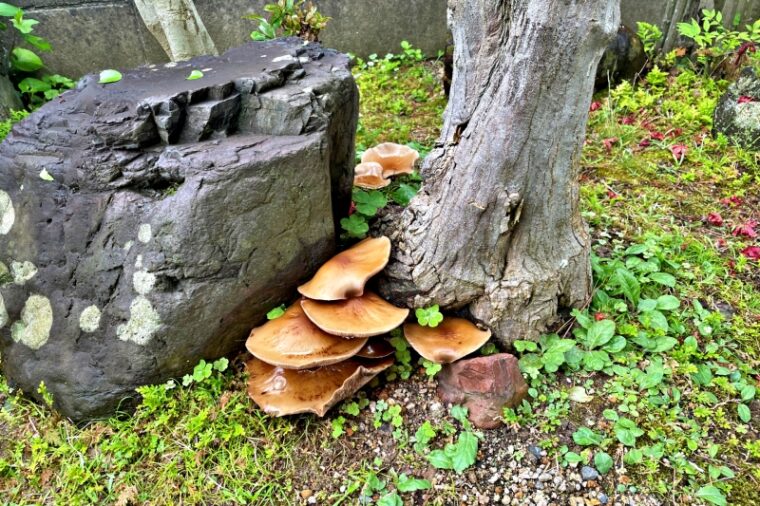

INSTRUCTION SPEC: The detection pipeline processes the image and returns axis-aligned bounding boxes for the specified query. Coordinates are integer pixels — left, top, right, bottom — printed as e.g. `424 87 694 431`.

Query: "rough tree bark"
377 0 619 343
134 0 217 61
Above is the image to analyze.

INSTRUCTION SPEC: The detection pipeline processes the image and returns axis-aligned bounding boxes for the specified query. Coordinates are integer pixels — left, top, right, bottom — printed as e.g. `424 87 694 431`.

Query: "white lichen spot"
734 102 760 130
133 270 156 295
138 224 152 243
202 67 212 72
10 294 53 350
164 62 178 68
11 261 37 285
39 169 54 181
116 296 161 345
299 56 309 63
79 305 101 333
135 254 143 269
272 55 297 63
123 240 134 252
0 293 7 329
0 190 14 235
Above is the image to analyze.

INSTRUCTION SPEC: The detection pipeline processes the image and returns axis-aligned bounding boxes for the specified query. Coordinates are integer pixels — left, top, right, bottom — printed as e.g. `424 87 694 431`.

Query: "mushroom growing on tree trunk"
377 0 619 344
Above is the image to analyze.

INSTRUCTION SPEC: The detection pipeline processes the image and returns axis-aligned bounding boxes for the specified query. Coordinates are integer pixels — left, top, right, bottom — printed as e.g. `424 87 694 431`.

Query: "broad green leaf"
614 418 644 446
266 305 285 319
396 474 431 492
623 448 643 465
353 189 387 216
638 309 668 332
450 431 478 473
22 33 52 52
186 69 204 80
741 385 756 401
12 15 38 34
564 451 584 464
656 295 680 311
427 449 452 470
10 47 43 72
695 485 726 506
648 272 676 287
0 3 21 17
637 299 657 312
390 183 418 206
692 364 713 386
17 77 50 93
624 244 648 255
450 405 469 425
602 335 627 353
340 214 368 238
650 337 677 353
572 427 604 446
518 353 543 377
582 350 610 371
612 267 640 304
513 340 537 352
377 492 403 506
99 69 123 84
594 452 613 474
542 350 567 373
571 308 592 329
585 320 615 348
564 346 584 369
738 403 751 423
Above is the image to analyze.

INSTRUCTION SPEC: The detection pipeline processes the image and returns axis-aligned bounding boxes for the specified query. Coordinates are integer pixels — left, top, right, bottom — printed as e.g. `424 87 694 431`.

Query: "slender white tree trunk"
377 0 619 343
134 0 217 61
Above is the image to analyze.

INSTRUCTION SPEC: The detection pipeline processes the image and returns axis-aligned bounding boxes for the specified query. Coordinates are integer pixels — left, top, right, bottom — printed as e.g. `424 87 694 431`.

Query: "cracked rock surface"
0 38 358 420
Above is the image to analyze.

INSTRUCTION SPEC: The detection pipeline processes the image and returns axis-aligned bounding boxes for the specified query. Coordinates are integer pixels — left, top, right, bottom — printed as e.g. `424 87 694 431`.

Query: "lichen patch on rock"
116 296 161 345
79 305 102 333
138 224 152 244
0 293 7 329
0 190 14 235
10 295 53 350
11 261 38 285
132 271 156 295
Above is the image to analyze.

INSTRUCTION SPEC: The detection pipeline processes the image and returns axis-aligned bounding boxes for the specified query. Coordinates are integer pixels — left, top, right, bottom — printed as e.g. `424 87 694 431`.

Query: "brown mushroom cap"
297 236 391 301
245 302 369 370
354 162 390 189
245 356 394 417
355 338 395 359
404 317 492 364
361 143 419 177
301 291 409 338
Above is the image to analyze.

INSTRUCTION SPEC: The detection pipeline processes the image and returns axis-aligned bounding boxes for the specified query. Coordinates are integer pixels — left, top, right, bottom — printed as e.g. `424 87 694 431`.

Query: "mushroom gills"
245 356 394 417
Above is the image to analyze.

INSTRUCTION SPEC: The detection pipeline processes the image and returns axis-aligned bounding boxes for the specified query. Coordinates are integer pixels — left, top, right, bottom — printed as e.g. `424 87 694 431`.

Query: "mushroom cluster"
353 143 419 189
245 236 406 416
245 235 493 418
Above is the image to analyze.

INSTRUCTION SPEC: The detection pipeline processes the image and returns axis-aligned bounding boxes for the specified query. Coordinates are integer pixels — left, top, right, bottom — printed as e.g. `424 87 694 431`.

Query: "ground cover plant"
0 35 758 506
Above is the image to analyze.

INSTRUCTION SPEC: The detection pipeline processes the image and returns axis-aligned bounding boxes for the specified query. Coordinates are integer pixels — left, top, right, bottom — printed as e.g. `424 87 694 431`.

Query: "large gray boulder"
714 68 760 150
0 38 358 420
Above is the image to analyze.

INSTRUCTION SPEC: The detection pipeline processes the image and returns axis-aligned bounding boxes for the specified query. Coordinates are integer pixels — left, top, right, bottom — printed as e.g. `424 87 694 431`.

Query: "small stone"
581 466 600 481
307 497 317 505
300 490 313 499
538 472 552 482
599 493 609 505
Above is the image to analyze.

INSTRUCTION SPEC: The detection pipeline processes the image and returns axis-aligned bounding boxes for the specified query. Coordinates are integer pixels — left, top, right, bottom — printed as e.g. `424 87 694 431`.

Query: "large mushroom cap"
245 356 394 417
355 338 395 359
301 291 409 338
245 302 369 370
354 162 390 189
297 236 391 301
404 317 492 364
361 142 419 177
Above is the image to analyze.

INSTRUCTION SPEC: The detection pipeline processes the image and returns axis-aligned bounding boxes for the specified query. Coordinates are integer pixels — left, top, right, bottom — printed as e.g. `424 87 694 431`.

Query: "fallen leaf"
670 144 688 160
638 138 651 148
590 101 602 112
569 386 594 403
732 220 758 238
602 137 618 152
707 212 723 226
740 246 760 260
651 131 665 141
738 95 755 104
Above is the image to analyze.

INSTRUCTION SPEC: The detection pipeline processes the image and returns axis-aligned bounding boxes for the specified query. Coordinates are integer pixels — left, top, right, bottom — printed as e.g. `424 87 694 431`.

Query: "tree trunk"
377 0 619 343
134 0 218 62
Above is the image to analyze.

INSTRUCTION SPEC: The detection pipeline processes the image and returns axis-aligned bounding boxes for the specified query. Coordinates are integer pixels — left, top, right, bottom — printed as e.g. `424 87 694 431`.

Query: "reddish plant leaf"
715 238 727 249
590 101 602 112
638 138 651 148
733 220 758 238
651 131 665 141
668 128 683 138
348 201 356 215
594 312 607 321
720 195 743 206
707 212 723 226
602 137 618 152
738 95 755 104
606 190 619 199
620 115 635 125
670 144 688 160
741 246 760 260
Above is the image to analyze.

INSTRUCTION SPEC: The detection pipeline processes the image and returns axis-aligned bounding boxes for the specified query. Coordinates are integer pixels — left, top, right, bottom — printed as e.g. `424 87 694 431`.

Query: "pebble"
538 472 552 482
599 492 609 504
300 490 313 499
581 466 600 481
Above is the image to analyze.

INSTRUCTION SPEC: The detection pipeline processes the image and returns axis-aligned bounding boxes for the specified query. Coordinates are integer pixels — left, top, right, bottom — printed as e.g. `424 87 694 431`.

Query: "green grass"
1 45 759 505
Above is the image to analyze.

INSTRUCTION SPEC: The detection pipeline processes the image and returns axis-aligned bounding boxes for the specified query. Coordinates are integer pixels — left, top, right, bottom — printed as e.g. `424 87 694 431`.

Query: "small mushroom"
301 291 409 338
361 142 419 177
245 302 369 370
404 317 491 364
355 338 395 359
245 356 394 417
354 162 390 189
298 236 391 301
